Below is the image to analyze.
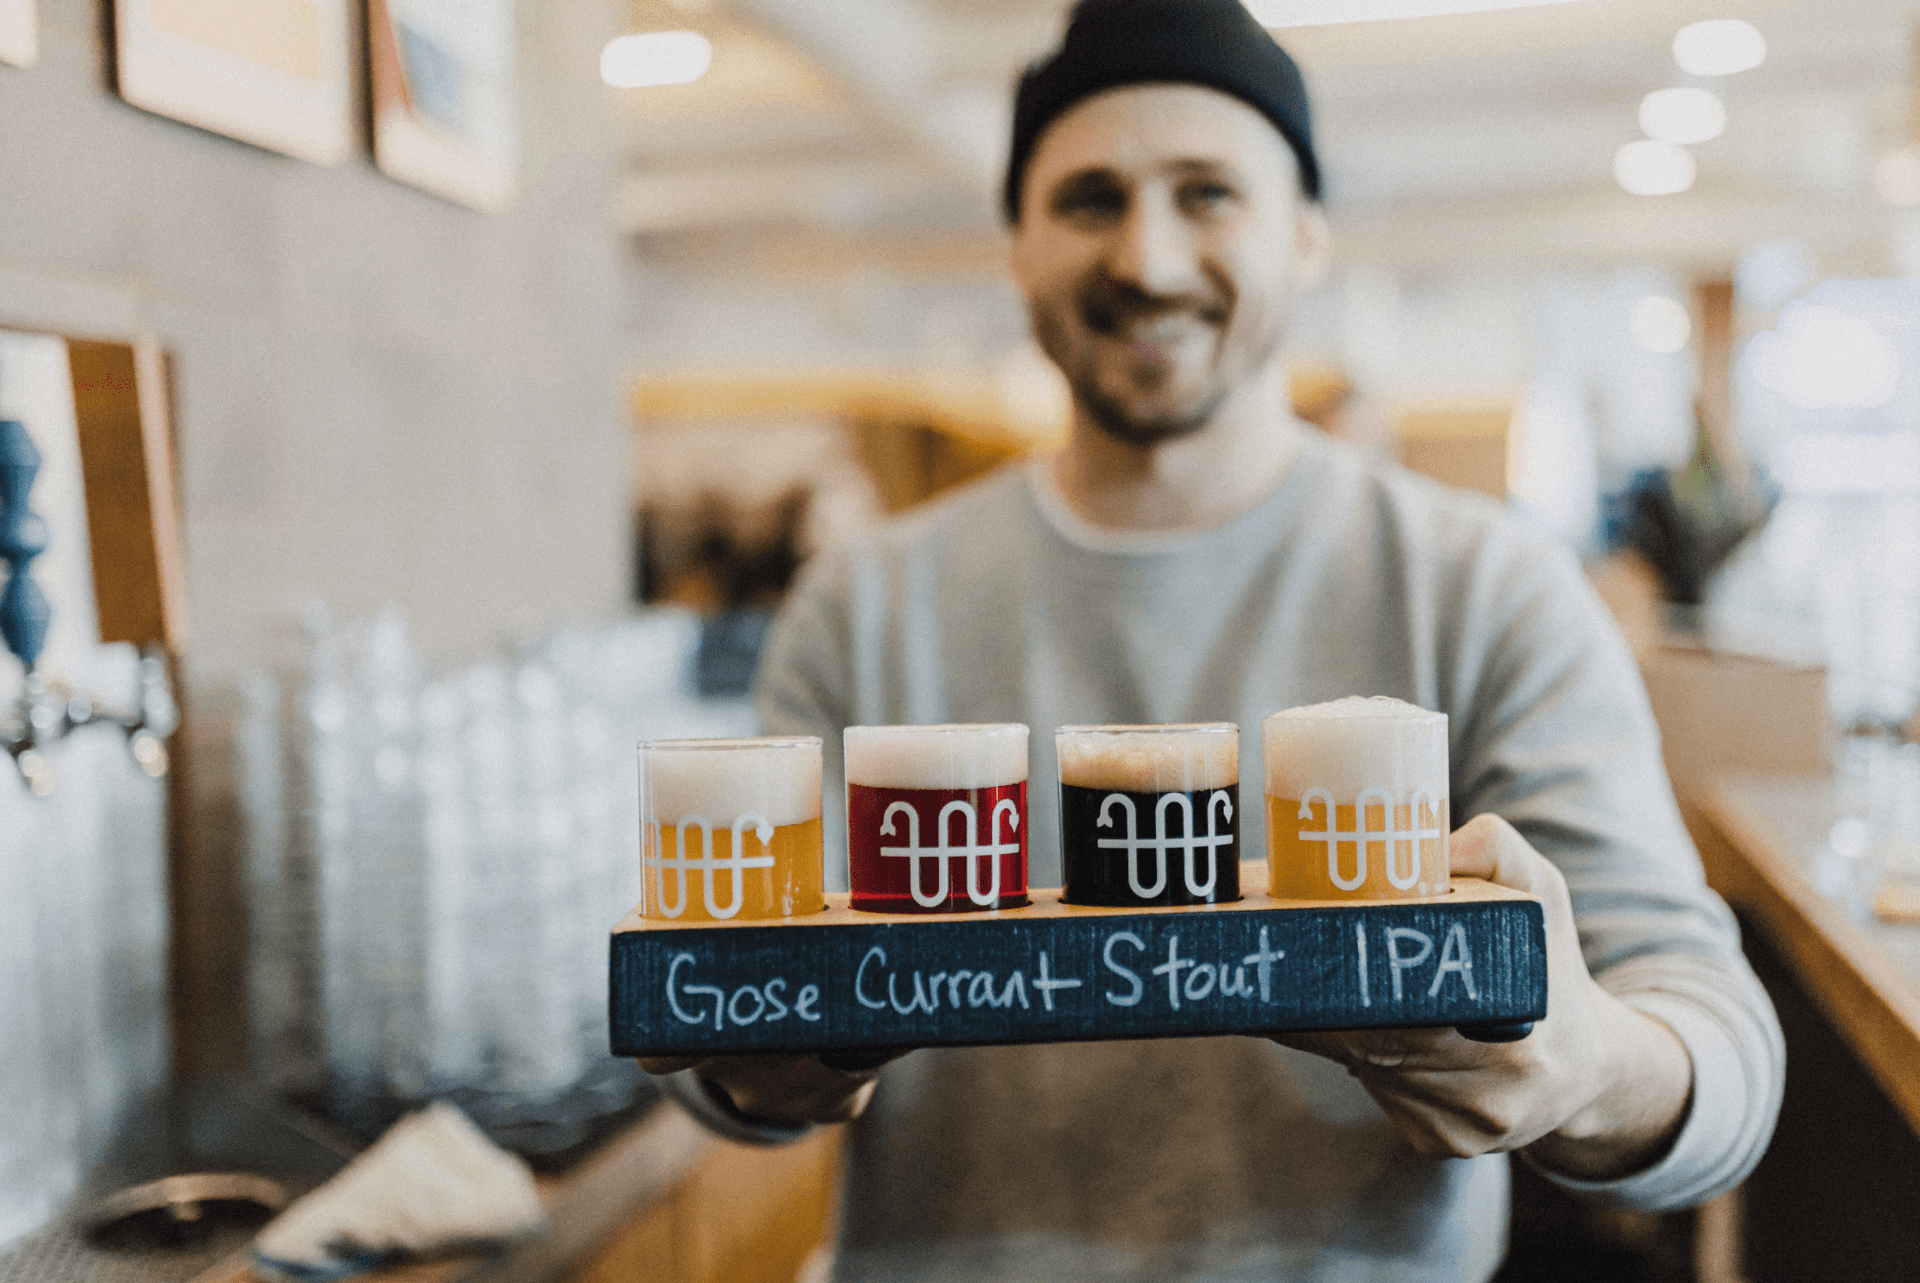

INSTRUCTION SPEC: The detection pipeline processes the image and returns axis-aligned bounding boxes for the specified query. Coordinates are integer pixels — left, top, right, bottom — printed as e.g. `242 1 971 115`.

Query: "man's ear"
1294 203 1333 291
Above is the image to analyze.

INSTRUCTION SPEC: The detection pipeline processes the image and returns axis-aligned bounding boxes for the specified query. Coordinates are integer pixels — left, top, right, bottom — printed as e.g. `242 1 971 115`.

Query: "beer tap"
1 418 177 795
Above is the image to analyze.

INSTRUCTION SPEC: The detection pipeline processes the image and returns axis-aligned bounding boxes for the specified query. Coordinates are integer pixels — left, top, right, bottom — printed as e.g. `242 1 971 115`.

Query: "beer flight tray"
609 864 1547 1057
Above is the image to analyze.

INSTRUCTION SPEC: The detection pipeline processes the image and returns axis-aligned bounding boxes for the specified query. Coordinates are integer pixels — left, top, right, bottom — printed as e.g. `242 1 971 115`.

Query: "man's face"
1009 84 1326 447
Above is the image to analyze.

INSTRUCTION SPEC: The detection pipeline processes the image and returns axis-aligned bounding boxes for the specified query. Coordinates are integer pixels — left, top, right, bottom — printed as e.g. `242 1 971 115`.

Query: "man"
644 2 1783 1278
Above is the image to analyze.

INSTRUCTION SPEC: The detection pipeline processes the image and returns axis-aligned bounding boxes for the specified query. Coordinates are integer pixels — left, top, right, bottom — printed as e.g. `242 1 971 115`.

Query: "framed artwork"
368 0 516 212
113 0 352 165
0 0 35 69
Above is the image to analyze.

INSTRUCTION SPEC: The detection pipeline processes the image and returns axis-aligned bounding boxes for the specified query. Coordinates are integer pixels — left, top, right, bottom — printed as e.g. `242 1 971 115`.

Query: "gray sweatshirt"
671 434 1782 1282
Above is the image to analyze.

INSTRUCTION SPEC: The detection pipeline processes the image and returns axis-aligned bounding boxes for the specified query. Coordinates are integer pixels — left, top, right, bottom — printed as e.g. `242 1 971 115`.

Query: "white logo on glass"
879 799 1020 908
1297 787 1442 891
1096 790 1234 898
647 813 776 919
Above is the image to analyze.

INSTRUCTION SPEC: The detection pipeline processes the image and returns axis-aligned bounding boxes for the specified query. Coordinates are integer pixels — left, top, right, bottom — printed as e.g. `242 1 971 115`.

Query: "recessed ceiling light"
601 31 713 89
1640 87 1727 146
1672 20 1767 77
1614 140 1697 196
1631 296 1693 354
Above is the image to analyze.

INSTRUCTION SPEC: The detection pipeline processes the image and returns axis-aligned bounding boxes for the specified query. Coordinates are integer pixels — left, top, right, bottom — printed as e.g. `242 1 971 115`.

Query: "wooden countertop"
1691 773 1920 1137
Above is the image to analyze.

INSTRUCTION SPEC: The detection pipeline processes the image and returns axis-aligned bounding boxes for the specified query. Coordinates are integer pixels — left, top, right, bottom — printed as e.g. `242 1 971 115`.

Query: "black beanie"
1004 0 1320 222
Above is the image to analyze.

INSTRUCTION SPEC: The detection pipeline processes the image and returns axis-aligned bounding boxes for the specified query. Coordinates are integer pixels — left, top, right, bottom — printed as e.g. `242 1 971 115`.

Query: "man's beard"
1041 274 1238 447
1077 376 1227 447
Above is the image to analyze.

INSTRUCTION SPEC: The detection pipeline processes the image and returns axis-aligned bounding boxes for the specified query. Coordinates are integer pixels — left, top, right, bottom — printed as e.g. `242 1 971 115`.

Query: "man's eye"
1052 179 1127 220
1179 181 1236 213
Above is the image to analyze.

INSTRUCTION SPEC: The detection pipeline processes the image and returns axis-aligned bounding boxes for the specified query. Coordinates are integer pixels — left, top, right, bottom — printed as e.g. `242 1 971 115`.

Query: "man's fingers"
1448 813 1563 902
714 1054 882 1125
636 1057 702 1075
817 1047 910 1073
1447 813 1515 883
1274 1026 1493 1072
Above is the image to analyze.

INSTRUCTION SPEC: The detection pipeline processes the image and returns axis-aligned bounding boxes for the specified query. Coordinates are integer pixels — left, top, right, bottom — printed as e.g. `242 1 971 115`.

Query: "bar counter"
1689 771 1920 1138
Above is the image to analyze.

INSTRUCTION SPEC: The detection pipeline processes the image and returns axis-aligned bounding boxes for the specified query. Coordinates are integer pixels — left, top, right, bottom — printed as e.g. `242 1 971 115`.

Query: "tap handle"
0 419 52 671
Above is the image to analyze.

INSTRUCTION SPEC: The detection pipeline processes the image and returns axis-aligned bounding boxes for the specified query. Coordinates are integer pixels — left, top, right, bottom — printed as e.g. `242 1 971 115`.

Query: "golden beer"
637 737 825 923
1263 698 1450 902
641 816 825 921
1266 795 1449 900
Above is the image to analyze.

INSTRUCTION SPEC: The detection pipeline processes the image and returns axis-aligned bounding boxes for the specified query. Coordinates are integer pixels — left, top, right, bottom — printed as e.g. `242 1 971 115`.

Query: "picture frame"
367 0 516 212
113 0 353 165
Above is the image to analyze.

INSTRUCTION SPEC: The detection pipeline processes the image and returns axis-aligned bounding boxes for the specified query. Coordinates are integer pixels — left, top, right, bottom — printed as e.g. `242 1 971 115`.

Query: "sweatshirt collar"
1025 433 1325 556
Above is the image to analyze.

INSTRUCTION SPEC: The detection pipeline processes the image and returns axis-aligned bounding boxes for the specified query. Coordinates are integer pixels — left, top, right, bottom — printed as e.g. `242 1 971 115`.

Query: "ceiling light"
1631 296 1693 353
1614 140 1697 196
1639 88 1726 146
600 31 712 88
1242 0 1583 26
1672 20 1766 77
1874 145 1920 208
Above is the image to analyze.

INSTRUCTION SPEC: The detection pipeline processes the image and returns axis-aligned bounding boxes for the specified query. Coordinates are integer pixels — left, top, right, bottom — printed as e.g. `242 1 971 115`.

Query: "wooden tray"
610 866 1546 1058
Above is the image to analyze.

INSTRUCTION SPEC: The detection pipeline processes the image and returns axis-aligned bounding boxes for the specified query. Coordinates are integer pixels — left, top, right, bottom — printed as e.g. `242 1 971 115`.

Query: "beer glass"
637 737 825 922
1263 698 1449 900
1057 723 1240 907
845 724 1029 913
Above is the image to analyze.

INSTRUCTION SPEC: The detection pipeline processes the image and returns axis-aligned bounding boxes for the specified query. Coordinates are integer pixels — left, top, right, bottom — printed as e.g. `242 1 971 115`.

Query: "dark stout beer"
1056 724 1240 908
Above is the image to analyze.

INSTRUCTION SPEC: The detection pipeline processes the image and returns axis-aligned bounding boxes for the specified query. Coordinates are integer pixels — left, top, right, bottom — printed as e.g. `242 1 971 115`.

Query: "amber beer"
1057 723 1240 907
846 724 1029 913
1264 698 1449 901
637 737 825 922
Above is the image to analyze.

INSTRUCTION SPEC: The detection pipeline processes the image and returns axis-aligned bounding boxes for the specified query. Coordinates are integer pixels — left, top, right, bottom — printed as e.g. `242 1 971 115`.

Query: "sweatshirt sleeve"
755 548 858 891
1449 532 1784 1211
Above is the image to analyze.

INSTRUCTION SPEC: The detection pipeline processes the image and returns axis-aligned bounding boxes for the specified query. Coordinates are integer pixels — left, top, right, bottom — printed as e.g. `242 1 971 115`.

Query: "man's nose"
1105 195 1202 299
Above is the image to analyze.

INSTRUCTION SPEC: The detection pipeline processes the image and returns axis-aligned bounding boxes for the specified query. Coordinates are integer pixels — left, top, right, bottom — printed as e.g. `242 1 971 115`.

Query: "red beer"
844 725 1030 913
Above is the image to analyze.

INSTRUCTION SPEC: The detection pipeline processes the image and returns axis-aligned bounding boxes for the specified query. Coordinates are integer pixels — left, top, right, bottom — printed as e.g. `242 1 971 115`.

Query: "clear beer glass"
845 724 1030 913
637 737 825 922
1263 698 1449 900
1056 723 1240 907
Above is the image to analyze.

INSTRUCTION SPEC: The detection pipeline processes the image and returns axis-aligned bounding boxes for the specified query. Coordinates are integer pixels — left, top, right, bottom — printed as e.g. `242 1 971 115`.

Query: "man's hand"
1275 814 1694 1180
636 1053 899 1128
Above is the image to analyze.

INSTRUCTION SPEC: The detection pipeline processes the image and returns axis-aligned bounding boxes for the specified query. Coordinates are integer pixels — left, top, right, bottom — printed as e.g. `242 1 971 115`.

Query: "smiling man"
643 2 1784 1279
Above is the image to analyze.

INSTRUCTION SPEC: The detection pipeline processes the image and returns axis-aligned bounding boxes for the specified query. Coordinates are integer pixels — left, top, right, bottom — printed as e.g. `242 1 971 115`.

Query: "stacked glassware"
0 646 169 1249
236 606 753 1160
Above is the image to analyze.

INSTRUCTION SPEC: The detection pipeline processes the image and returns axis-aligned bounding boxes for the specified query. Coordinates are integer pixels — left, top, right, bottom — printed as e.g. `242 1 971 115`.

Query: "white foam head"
639 738 822 826
1056 723 1238 792
844 724 1029 789
1262 698 1447 801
